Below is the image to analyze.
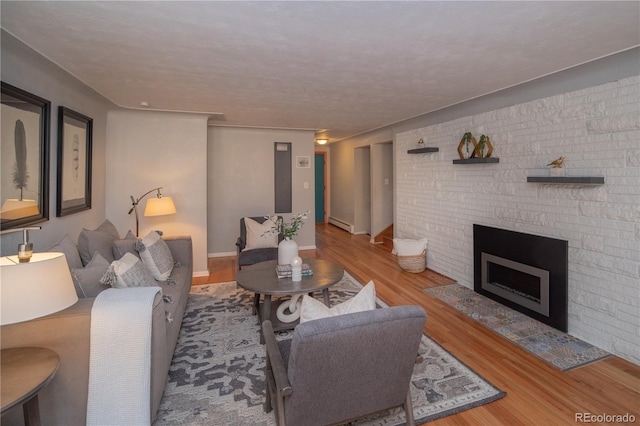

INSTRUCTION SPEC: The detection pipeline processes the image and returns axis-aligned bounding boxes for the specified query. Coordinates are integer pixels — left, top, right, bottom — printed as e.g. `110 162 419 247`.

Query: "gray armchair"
236 216 283 271
262 305 427 426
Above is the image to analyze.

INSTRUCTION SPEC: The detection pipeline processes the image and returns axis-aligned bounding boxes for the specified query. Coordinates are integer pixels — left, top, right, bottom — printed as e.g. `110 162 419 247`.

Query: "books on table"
276 264 313 279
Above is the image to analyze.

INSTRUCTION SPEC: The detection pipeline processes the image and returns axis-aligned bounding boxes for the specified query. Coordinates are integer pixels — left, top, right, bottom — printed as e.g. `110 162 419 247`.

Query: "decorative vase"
278 238 299 265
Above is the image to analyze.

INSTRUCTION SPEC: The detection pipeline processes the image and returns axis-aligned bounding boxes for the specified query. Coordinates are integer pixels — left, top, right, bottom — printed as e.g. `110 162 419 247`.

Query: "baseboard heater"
328 217 354 234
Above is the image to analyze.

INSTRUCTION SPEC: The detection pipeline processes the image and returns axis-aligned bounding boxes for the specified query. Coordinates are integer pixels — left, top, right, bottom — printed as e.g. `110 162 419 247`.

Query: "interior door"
314 153 326 222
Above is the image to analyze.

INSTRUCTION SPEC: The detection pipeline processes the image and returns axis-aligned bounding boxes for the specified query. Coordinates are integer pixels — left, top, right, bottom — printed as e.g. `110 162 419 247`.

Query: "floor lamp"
128 187 177 237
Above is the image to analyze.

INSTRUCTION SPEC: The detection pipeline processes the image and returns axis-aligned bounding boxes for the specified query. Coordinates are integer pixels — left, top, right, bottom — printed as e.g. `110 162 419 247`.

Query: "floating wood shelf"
526 176 605 185
453 158 500 164
407 147 439 154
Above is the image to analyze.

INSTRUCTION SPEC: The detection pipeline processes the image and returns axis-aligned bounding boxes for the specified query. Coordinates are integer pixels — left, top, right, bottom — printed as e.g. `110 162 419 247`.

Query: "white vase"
278 238 299 265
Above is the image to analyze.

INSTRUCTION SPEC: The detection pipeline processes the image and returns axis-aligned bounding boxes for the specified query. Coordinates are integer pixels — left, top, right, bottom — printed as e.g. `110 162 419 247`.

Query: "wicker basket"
397 250 426 273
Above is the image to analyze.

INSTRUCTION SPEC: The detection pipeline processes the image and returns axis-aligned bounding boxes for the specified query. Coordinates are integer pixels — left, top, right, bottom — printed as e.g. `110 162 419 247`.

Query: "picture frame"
56 106 93 217
296 156 310 168
1 82 50 230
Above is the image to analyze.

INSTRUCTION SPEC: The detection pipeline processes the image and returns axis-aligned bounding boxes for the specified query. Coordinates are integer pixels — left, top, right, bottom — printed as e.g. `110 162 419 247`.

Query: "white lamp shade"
144 197 176 217
0 252 78 325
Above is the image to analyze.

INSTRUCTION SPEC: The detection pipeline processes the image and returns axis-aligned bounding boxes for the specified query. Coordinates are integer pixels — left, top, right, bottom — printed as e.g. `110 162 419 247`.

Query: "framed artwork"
296 156 310 168
1 82 50 230
57 106 92 216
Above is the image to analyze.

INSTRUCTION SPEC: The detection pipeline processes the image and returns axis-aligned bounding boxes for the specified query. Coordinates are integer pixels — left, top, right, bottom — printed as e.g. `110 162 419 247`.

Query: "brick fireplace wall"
395 76 639 364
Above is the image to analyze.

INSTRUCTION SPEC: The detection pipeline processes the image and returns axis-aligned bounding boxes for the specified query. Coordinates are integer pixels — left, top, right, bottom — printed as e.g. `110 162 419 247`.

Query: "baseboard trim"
193 270 210 277
208 251 236 258
328 217 354 233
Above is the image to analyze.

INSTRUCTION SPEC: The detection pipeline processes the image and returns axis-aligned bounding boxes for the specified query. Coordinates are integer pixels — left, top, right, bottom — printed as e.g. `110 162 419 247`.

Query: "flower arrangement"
265 211 309 240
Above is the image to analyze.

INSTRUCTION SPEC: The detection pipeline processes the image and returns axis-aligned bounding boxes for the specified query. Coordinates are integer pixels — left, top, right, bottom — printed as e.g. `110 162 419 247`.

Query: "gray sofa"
0 234 193 425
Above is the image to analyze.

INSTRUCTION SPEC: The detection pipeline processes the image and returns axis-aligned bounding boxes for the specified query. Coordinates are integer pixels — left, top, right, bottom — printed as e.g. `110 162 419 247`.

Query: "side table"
1 347 60 426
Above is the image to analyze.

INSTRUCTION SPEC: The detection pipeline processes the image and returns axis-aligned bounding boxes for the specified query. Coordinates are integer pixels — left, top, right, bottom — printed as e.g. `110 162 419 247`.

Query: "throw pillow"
392 238 428 256
243 217 278 251
136 230 174 281
71 252 111 298
112 230 139 260
100 252 157 289
47 234 83 270
77 220 120 265
299 281 377 323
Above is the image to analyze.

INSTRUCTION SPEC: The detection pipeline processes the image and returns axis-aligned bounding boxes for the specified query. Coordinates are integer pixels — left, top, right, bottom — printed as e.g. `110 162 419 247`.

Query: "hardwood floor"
201 223 640 425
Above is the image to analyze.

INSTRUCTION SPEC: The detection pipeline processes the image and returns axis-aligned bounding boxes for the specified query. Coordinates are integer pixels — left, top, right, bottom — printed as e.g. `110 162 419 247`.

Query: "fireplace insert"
473 224 568 332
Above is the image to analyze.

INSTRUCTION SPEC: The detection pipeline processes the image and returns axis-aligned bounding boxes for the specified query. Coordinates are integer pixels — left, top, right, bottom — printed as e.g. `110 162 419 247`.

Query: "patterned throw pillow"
243 217 278 250
100 253 157 289
299 281 377 323
136 230 174 281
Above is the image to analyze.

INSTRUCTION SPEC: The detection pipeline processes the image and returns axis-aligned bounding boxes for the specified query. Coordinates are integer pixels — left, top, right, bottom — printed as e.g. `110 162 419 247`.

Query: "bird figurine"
547 156 565 168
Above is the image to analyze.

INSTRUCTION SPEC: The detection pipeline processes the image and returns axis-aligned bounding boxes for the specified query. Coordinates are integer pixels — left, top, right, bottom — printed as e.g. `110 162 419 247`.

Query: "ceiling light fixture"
315 138 328 145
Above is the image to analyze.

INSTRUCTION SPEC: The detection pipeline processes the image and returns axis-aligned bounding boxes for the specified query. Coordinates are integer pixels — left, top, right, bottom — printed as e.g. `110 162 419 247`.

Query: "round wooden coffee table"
236 259 344 341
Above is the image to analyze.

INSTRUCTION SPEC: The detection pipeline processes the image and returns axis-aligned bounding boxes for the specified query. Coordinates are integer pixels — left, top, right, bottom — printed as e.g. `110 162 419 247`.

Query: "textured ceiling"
2 1 639 142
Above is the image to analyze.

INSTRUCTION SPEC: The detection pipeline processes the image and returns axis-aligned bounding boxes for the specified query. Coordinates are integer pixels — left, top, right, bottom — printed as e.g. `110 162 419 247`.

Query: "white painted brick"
582 235 605 252
587 114 640 134
396 75 640 363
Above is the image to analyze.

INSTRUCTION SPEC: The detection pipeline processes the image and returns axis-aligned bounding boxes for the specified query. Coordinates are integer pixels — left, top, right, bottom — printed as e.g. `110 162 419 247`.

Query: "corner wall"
395 76 639 364
105 110 209 276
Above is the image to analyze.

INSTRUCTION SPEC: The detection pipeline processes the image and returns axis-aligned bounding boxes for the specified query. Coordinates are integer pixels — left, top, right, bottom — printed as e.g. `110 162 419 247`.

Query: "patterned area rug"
424 284 610 371
154 273 505 425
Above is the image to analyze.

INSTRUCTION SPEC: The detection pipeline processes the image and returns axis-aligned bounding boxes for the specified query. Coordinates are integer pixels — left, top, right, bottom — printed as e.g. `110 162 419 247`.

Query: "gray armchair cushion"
276 305 426 426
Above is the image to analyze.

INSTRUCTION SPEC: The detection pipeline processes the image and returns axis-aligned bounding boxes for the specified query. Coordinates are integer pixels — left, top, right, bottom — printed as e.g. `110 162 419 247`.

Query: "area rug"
424 284 610 371
154 273 505 425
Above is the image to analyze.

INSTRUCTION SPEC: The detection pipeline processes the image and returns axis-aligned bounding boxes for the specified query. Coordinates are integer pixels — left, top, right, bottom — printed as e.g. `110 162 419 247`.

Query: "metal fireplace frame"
481 252 550 317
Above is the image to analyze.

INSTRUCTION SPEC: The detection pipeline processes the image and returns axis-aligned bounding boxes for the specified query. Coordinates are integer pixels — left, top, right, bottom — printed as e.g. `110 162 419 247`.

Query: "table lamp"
0 243 77 422
1 252 78 325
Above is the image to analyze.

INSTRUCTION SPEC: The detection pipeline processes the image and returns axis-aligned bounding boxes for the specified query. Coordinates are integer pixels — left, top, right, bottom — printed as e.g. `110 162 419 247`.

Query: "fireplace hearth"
473 224 568 332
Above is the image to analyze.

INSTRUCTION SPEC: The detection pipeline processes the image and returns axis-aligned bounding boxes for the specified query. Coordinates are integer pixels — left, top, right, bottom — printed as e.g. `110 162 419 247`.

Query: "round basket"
397 250 426 273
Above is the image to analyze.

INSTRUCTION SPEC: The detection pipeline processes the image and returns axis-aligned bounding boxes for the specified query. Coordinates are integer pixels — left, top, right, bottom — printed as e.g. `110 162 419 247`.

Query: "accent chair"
236 216 283 271
262 305 427 426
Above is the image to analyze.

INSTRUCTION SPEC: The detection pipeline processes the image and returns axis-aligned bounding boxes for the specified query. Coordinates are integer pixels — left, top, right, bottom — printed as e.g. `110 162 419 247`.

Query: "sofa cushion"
100 253 157 289
243 216 278 251
137 231 174 281
71 252 110 298
48 234 83 270
78 220 120 265
112 230 139 260
300 281 376 323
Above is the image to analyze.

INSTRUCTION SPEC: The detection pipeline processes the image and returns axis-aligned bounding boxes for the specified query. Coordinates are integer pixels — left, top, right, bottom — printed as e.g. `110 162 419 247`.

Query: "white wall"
395 76 640 364
105 110 209 276
371 142 394 238
207 127 315 255
354 146 371 234
1 31 113 254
